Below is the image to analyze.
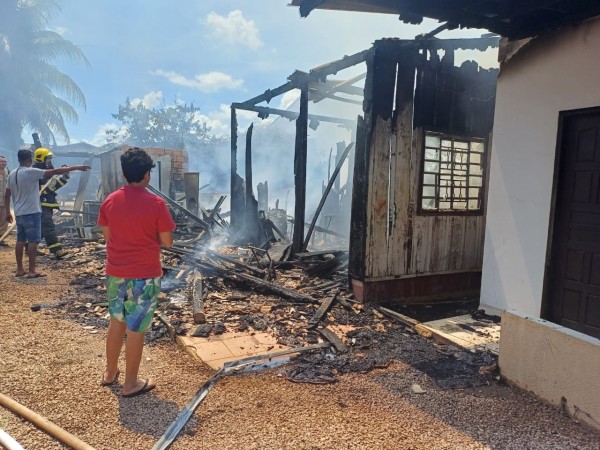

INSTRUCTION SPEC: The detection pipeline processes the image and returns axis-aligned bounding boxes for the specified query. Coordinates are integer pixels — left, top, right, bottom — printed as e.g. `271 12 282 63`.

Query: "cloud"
88 123 128 146
204 10 263 50
151 69 244 93
130 90 163 109
191 111 229 137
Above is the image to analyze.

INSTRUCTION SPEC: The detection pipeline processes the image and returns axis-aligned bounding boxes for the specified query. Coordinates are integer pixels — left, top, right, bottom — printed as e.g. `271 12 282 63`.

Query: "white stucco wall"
499 310 600 431
481 17 600 316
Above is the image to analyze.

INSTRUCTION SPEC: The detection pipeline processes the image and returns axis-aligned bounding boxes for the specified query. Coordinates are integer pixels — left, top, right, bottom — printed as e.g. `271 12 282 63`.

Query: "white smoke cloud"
130 90 163 109
151 69 244 93
204 10 263 50
279 90 300 110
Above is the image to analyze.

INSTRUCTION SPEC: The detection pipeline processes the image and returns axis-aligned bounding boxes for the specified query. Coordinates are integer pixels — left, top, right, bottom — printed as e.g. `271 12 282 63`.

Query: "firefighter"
32 148 69 259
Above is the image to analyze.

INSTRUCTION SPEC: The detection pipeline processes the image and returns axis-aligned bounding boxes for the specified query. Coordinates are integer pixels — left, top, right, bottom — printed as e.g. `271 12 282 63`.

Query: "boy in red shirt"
98 148 175 397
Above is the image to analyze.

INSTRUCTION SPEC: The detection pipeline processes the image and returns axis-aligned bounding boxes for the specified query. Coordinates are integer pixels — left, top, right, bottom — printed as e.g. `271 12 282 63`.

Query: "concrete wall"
481 16 600 315
499 310 600 431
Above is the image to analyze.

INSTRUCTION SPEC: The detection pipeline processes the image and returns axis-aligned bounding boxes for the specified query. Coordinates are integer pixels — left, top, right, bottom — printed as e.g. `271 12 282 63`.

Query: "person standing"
32 148 70 258
4 149 90 278
98 148 175 397
0 156 9 246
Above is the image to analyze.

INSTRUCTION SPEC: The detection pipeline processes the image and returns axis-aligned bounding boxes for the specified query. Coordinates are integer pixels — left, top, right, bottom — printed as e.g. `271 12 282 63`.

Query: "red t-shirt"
98 186 175 278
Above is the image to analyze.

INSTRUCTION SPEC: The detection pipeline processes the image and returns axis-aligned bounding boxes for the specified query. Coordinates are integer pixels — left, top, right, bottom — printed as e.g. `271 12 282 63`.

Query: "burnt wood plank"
318 327 348 353
308 291 339 329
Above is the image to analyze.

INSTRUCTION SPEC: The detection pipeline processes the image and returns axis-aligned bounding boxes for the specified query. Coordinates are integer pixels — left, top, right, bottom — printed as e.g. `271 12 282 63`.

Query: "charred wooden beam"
243 123 261 244
302 142 354 251
349 115 369 280
309 73 366 104
318 327 348 353
204 248 266 278
307 49 370 81
238 81 296 107
147 185 210 229
199 259 318 304
162 246 318 303
378 306 420 328
227 270 319 304
304 254 349 278
308 291 339 329
230 103 355 128
206 196 227 229
230 107 244 232
245 123 254 205
291 80 309 256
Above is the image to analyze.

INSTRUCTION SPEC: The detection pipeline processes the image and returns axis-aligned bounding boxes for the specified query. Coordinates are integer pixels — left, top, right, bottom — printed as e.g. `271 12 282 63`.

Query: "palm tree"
0 0 89 152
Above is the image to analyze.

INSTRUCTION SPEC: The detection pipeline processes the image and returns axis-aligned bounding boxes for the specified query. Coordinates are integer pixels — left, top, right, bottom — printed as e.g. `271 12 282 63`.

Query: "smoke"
182 62 367 249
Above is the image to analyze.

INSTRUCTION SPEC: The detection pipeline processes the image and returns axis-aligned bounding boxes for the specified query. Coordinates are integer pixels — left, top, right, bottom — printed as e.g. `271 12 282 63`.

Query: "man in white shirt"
4 149 90 278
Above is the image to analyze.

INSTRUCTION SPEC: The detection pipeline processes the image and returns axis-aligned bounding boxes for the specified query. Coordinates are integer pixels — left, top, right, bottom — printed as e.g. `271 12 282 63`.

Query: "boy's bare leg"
123 329 155 395
15 241 26 276
104 318 126 383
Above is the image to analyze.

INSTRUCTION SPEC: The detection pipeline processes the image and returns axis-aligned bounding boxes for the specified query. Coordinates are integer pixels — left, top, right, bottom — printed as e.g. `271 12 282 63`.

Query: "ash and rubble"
35 211 500 389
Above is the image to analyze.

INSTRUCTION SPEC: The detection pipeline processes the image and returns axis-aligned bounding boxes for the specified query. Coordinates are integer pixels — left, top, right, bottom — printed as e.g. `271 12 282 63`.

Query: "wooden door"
549 110 600 339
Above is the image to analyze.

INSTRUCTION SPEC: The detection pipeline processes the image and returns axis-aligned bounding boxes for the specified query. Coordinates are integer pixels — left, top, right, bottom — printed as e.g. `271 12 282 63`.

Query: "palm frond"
32 31 90 67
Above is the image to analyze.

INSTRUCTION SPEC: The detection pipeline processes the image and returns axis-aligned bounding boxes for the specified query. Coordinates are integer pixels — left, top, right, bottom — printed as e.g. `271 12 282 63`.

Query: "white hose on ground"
0 429 26 450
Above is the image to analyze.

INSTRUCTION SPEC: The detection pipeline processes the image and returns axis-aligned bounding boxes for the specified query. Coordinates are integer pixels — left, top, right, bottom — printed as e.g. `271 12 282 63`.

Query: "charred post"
291 79 309 255
243 123 261 243
230 107 244 233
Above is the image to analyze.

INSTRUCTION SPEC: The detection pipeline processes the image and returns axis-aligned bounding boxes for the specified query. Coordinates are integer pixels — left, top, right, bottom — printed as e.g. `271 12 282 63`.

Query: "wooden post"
230 107 244 232
291 80 309 255
245 123 254 207
191 270 206 324
243 123 260 244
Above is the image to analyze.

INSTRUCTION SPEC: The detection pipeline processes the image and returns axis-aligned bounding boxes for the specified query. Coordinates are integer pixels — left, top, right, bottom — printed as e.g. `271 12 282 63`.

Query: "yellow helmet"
33 148 53 164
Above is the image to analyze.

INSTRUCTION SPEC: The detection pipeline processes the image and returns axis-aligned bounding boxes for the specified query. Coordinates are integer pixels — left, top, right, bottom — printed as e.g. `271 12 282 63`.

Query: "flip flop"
14 273 26 278
100 369 120 386
25 273 47 278
122 380 156 398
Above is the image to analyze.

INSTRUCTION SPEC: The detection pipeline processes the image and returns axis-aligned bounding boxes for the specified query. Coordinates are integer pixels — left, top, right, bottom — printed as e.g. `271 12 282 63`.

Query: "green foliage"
106 99 227 149
0 0 88 151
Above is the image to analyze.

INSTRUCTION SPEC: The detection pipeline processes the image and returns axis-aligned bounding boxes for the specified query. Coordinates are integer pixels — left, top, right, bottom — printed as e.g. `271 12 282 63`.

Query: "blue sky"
54 0 497 146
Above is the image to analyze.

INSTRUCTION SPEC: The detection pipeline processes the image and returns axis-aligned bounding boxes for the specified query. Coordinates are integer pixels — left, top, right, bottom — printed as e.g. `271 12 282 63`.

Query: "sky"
53 0 498 146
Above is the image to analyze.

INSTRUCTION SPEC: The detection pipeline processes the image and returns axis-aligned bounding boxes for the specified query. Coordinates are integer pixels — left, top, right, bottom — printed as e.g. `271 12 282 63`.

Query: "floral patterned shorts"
105 276 161 333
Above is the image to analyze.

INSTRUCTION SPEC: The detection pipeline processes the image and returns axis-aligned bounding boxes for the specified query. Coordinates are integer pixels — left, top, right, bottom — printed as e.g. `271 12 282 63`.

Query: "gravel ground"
1 239 599 450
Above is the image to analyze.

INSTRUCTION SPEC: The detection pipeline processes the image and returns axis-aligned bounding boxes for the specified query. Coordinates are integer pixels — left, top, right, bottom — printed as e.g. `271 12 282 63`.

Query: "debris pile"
33 190 500 389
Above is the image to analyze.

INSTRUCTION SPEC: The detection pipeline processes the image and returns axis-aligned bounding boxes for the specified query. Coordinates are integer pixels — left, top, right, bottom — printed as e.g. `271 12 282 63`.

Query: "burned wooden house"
350 37 498 303
232 36 498 304
291 0 600 429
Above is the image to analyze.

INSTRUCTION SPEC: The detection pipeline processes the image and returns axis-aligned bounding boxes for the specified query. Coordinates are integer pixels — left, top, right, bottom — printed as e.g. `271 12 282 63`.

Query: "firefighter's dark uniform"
33 162 68 256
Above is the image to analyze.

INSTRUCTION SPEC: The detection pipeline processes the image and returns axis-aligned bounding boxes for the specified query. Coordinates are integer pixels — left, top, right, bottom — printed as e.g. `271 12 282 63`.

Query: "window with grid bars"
421 132 485 213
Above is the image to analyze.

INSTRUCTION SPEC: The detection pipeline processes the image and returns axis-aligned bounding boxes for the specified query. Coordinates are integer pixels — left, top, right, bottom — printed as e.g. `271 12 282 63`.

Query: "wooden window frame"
418 130 486 216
